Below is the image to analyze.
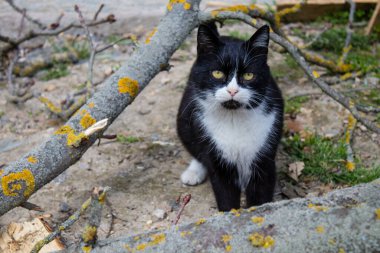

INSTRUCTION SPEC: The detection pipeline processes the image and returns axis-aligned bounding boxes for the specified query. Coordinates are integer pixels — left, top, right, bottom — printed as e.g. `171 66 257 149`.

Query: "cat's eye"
243 73 255 81
212 70 225 79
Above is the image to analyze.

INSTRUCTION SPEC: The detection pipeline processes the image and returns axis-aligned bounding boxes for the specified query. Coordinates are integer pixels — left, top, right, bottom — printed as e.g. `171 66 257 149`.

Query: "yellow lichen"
125 244 133 252
274 4 301 28
54 125 88 147
345 113 357 171
80 112 96 129
118 77 139 98
39 96 62 114
312 70 320 78
247 206 257 212
150 233 166 245
231 208 241 217
328 238 336 245
339 248 346 253
225 244 232 252
167 0 191 11
180 231 192 237
222 234 232 243
375 208 380 220
27 156 38 164
195 218 206 225
211 5 249 18
88 102 95 108
1 169 35 197
340 72 353 81
308 203 328 212
82 225 97 243
145 27 158 44
82 245 92 253
248 233 275 248
251 216 265 225
346 161 355 172
134 236 141 241
315 225 325 233
136 243 147 250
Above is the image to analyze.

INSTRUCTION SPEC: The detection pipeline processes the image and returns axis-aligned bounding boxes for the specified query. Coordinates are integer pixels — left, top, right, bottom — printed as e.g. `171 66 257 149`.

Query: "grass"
285 96 309 114
228 30 250 41
283 134 380 185
41 63 69 81
116 134 141 144
316 9 373 25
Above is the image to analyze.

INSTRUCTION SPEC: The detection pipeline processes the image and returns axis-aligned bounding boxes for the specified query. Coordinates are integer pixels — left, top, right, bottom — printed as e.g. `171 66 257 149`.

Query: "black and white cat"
176 23 284 211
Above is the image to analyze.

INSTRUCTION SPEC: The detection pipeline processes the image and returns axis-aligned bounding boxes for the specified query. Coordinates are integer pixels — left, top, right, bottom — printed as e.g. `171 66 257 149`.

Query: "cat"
176 23 284 211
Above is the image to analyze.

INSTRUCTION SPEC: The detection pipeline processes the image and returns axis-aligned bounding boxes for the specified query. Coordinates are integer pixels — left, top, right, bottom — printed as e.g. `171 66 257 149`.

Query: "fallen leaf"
288 161 305 181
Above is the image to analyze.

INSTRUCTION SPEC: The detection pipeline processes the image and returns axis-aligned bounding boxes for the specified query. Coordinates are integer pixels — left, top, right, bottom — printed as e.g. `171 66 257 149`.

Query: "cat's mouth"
221 100 242 110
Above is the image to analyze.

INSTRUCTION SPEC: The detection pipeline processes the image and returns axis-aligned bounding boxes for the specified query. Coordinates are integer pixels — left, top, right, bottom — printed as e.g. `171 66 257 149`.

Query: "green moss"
0 111 4 119
272 53 304 79
41 63 69 81
285 96 309 114
316 9 373 25
283 134 380 185
116 134 141 144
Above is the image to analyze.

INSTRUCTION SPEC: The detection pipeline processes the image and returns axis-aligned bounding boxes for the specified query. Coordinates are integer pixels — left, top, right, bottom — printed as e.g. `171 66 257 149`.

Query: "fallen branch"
173 194 192 225
64 179 380 252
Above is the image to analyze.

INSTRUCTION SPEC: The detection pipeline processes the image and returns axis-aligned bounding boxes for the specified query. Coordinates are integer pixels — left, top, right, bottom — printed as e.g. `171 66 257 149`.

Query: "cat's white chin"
181 159 207 186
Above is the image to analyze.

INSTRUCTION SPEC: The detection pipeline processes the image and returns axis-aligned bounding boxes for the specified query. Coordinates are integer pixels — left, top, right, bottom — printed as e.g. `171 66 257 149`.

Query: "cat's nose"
227 88 239 96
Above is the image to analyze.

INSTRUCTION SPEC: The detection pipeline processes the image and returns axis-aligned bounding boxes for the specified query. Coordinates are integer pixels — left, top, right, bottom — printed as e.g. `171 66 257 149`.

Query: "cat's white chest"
199 103 276 189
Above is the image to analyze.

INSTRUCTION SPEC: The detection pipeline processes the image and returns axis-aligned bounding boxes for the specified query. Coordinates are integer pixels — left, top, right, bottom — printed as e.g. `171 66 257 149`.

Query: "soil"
0 20 379 251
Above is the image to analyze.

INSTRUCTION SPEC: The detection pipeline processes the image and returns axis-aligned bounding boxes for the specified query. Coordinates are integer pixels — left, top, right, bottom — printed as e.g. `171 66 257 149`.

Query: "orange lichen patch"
118 77 139 98
315 225 325 233
82 245 92 253
275 3 301 27
1 169 35 197
312 70 320 78
195 218 206 225
248 233 275 248
136 243 147 250
39 96 62 114
231 208 241 217
88 102 95 108
308 203 328 212
150 233 166 245
251 216 265 225
82 225 97 243
27 156 38 164
180 231 192 237
54 125 88 147
346 161 355 172
375 208 380 220
145 27 158 44
80 112 96 129
222 234 232 243
167 0 191 11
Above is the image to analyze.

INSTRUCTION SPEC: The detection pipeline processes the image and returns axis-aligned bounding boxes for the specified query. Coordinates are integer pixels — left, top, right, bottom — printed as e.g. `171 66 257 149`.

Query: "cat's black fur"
177 23 284 211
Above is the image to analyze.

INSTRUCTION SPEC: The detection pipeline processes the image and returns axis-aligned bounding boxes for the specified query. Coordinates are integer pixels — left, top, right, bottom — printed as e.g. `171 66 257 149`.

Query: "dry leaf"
288 161 305 181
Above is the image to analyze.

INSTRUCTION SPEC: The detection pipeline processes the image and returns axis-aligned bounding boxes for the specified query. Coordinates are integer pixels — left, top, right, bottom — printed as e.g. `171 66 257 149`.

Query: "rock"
58 202 72 213
152 209 167 220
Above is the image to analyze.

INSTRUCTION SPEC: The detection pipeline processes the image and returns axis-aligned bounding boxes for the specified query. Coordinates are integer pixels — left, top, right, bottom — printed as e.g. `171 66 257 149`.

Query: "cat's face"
190 24 270 110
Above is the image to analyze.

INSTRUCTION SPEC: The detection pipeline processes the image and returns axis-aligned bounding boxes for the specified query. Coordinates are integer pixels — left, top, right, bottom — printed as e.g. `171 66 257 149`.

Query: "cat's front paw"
181 159 207 186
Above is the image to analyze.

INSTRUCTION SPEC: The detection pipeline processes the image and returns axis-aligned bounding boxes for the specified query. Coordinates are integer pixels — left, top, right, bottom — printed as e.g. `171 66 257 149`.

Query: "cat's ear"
246 25 269 51
197 23 220 55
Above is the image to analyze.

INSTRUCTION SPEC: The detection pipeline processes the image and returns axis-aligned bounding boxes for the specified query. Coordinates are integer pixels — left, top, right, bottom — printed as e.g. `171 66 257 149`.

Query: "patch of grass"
0 111 4 119
228 30 250 41
116 134 141 144
285 96 309 114
53 40 90 60
311 28 376 53
316 9 373 24
41 63 69 81
346 50 380 74
283 134 380 185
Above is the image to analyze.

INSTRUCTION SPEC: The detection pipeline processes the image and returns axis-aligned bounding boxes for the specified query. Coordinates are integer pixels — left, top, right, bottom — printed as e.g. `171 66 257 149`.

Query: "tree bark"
0 0 201 216
64 180 380 253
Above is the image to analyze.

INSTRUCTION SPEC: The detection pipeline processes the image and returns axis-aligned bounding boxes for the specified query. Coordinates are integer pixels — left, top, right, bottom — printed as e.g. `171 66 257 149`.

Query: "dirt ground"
0 22 379 251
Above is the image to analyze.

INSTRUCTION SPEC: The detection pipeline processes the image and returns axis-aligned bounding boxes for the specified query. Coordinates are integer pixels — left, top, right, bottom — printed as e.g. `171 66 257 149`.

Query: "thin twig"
339 0 356 65
93 4 105 21
20 201 44 212
173 194 191 225
345 113 357 171
49 12 64 30
5 0 46 30
17 9 26 38
302 24 332 49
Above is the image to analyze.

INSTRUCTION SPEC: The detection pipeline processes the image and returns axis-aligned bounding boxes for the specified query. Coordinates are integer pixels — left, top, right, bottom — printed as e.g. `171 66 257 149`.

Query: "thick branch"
0 0 201 216
64 179 380 252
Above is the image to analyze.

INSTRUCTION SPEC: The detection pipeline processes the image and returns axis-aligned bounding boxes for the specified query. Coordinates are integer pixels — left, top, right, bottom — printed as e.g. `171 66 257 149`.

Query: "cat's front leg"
209 171 241 211
245 160 276 207
181 159 207 186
